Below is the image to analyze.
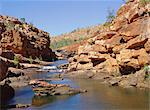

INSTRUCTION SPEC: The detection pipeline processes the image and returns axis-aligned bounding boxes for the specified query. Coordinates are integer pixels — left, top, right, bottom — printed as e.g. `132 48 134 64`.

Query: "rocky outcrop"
0 15 56 61
0 58 8 81
67 0 150 88
29 80 87 96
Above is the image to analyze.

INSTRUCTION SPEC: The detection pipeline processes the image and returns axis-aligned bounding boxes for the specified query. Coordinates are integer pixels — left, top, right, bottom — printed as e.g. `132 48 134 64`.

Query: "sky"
0 0 124 36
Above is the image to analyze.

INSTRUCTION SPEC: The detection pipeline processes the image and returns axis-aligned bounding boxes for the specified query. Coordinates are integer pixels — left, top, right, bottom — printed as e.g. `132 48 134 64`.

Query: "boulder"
126 35 148 49
0 58 8 81
0 84 15 105
95 31 117 40
119 18 149 37
29 80 87 96
144 39 150 53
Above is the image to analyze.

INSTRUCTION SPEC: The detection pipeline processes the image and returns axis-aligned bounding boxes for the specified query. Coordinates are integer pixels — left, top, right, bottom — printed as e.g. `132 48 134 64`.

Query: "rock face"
67 0 150 88
0 58 8 81
0 15 56 61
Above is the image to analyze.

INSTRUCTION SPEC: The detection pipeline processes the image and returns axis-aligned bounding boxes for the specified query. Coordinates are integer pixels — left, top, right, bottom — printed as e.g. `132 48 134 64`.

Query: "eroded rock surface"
29 80 87 96
67 0 150 88
0 15 56 61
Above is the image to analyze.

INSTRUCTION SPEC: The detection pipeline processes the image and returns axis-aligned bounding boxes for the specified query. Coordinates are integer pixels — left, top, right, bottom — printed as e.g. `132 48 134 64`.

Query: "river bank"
1 60 147 110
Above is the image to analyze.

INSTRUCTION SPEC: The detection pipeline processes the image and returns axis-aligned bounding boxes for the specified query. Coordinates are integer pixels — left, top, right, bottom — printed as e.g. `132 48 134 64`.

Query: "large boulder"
0 84 15 105
0 58 8 81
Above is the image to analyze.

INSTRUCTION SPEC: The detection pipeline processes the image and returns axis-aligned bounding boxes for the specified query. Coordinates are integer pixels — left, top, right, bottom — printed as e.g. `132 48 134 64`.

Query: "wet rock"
108 77 122 86
0 58 8 81
58 63 69 69
30 80 87 96
64 70 96 79
0 84 15 104
1 104 31 109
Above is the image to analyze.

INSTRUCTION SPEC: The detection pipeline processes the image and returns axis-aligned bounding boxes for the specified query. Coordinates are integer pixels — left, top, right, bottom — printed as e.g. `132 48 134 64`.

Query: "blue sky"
0 0 124 36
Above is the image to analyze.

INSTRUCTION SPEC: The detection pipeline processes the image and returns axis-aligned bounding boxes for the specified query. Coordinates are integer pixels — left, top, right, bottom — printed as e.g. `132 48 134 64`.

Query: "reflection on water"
32 95 74 107
9 78 149 110
72 79 149 110
8 60 149 110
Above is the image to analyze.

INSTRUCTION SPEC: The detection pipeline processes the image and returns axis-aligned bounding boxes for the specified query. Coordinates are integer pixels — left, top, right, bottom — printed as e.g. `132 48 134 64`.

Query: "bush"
50 36 86 49
103 8 115 27
140 0 150 6
50 38 74 49
20 18 26 23
144 64 150 79
13 56 19 66
28 56 33 64
106 9 115 23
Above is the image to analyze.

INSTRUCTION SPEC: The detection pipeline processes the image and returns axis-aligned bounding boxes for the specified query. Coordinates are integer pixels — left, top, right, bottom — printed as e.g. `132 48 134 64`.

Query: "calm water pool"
8 60 150 110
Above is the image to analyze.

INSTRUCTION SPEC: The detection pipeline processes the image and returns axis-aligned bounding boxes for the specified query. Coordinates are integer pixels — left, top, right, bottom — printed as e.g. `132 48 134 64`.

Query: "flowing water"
9 60 149 110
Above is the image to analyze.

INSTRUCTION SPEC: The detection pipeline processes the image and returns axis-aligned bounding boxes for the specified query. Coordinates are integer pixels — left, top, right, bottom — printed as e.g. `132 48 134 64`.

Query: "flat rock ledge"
29 80 87 96
62 69 150 89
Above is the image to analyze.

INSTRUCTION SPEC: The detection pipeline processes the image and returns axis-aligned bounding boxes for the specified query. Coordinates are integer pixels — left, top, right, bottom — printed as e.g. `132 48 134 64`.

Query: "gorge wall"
0 15 56 61
67 0 150 88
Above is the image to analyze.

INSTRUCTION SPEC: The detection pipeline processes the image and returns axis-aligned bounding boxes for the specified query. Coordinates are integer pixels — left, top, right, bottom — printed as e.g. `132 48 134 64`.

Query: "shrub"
20 18 26 23
140 0 150 6
13 56 19 66
103 8 115 27
29 56 33 64
144 64 150 79
106 9 115 23
50 38 74 49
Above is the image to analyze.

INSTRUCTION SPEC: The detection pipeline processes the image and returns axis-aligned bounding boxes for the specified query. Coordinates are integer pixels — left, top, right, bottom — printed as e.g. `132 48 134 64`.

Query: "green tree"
20 18 26 23
106 9 115 23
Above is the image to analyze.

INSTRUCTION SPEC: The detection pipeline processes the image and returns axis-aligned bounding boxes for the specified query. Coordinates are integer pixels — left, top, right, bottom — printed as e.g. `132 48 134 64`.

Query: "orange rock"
0 16 56 61
78 54 90 63
113 44 126 54
119 18 149 37
144 39 150 53
95 31 117 40
91 44 107 53
137 49 150 66
126 35 148 49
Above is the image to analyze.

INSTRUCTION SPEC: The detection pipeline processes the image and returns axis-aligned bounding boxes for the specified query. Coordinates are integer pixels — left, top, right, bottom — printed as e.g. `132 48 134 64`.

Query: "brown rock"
144 39 150 53
0 16 56 61
91 44 107 53
78 54 91 63
119 18 149 37
113 44 126 54
95 31 117 40
77 62 93 70
0 59 8 81
126 35 148 49
137 49 150 66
